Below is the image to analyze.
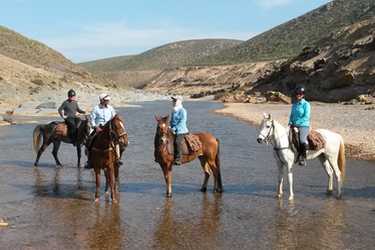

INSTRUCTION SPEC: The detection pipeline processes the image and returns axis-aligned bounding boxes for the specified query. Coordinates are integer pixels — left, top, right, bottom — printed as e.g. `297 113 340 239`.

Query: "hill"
80 39 242 72
197 0 375 65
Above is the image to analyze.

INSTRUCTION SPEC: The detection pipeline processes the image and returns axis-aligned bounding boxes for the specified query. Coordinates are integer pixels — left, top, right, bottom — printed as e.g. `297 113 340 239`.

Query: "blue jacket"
170 107 189 134
289 98 311 127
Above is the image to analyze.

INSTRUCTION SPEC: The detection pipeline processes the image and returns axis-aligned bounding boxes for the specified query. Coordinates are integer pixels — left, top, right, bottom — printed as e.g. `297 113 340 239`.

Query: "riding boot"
299 143 307 167
84 151 93 169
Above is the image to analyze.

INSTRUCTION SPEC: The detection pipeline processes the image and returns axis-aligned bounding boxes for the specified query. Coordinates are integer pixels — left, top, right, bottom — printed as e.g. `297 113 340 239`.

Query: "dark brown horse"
33 117 91 167
90 115 128 203
154 115 223 197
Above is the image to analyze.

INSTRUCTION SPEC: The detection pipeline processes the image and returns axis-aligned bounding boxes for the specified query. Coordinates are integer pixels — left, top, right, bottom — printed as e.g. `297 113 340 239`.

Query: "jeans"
174 134 186 160
298 126 310 145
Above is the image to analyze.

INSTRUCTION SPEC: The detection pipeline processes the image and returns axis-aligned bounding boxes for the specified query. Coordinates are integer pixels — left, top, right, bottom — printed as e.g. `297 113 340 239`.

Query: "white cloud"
39 21 254 62
254 0 293 8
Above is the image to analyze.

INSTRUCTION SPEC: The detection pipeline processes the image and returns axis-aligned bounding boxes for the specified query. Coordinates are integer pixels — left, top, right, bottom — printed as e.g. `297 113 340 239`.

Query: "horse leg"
109 168 117 204
114 163 120 192
319 155 334 195
208 160 222 193
287 164 294 201
52 141 62 166
76 145 81 168
104 169 110 198
95 169 100 202
199 157 210 192
328 156 343 199
163 164 173 198
34 136 51 167
276 161 284 198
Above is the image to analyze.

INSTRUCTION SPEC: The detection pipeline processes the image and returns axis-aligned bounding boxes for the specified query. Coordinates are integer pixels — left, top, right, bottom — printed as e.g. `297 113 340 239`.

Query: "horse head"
155 115 170 145
110 115 128 147
257 113 274 144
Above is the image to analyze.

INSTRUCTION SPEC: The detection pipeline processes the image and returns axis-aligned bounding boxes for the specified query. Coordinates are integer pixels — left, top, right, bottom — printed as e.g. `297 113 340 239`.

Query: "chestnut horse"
33 117 91 167
90 115 128 203
154 115 223 197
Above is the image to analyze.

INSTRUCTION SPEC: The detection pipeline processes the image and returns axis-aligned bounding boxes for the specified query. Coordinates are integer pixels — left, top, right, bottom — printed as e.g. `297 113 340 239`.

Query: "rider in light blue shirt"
170 96 189 165
85 93 116 169
90 93 116 132
289 86 311 166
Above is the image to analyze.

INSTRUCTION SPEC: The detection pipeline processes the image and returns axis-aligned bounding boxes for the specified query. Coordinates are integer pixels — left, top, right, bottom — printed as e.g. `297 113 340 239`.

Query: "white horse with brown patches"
257 113 346 200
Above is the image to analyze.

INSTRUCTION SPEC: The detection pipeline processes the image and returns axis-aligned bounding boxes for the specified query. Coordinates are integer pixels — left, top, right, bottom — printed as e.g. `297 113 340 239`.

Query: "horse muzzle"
257 137 264 144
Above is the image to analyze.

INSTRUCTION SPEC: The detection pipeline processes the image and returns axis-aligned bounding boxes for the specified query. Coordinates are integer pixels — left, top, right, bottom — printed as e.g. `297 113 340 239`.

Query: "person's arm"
58 101 65 119
303 102 311 123
90 107 97 128
76 102 86 114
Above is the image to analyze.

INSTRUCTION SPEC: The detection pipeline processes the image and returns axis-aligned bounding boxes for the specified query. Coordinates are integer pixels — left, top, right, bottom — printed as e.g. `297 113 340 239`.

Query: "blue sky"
1 0 329 62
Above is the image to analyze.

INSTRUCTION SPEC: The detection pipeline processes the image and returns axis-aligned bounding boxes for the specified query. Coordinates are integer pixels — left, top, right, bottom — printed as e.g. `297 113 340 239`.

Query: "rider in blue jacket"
170 96 189 165
289 86 311 166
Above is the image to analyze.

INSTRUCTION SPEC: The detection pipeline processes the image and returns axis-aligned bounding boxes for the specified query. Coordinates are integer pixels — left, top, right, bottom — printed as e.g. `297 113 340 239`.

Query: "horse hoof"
326 190 333 196
276 193 283 199
94 198 100 203
112 199 118 204
214 188 223 193
166 193 172 198
336 194 343 200
288 195 294 201
200 187 207 193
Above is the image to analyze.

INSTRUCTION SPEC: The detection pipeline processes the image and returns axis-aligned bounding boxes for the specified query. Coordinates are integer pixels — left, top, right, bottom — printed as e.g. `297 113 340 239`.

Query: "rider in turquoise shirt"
289 86 311 166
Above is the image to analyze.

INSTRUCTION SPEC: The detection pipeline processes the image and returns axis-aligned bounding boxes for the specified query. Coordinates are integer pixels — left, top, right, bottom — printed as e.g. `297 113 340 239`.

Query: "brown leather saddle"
289 127 326 152
167 134 202 156
52 119 82 138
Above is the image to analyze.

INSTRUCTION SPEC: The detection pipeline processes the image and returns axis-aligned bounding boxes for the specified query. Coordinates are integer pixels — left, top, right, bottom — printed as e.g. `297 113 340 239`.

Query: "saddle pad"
184 134 202 152
307 130 326 151
55 123 68 137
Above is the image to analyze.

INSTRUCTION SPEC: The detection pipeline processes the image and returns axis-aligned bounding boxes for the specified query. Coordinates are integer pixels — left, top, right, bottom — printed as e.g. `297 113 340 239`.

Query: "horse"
33 116 91 167
154 115 223 197
257 113 346 200
90 115 128 203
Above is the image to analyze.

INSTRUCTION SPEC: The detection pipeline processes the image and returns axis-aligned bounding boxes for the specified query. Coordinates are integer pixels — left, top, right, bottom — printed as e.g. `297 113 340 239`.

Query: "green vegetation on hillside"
80 39 242 72
197 0 375 65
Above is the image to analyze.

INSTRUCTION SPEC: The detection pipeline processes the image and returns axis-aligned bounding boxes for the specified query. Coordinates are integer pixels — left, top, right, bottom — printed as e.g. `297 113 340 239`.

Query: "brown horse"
90 115 128 203
33 117 91 167
154 115 223 197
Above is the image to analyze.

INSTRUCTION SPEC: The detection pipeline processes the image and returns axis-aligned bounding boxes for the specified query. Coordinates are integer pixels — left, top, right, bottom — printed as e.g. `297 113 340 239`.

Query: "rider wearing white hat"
85 93 116 169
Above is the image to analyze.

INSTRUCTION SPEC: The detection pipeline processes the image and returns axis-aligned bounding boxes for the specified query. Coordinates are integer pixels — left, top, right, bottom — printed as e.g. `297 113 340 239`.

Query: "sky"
1 0 330 62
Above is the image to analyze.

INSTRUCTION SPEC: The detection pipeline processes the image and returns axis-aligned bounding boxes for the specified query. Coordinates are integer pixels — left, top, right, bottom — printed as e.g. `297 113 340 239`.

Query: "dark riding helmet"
68 89 76 97
294 86 305 95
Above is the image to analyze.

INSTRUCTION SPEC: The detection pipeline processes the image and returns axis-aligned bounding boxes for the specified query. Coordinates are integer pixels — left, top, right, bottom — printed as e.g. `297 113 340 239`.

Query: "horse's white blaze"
119 121 125 130
257 115 344 199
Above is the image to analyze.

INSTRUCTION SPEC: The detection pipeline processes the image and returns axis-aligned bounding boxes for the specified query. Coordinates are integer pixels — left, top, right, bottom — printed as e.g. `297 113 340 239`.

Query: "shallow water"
0 101 375 249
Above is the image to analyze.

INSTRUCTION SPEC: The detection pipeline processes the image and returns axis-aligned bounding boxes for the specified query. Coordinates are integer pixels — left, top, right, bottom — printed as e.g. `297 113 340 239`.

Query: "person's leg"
66 117 76 143
174 134 184 165
298 126 309 166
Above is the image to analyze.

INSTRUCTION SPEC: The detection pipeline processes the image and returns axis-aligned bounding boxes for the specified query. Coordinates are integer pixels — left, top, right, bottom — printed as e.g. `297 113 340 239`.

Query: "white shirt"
90 104 116 127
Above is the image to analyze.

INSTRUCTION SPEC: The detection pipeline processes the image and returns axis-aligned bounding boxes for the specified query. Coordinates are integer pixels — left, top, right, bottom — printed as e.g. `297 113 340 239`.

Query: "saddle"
167 134 202 155
289 127 326 152
52 118 82 138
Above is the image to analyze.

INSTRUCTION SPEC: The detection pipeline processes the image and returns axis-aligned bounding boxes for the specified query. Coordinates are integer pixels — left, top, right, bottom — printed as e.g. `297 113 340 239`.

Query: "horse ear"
263 113 268 119
165 115 170 121
155 115 161 122
268 114 272 119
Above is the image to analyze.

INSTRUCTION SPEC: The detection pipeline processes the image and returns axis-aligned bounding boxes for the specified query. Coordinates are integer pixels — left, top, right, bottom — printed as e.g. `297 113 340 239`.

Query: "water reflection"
273 200 345 249
153 194 222 249
87 204 124 250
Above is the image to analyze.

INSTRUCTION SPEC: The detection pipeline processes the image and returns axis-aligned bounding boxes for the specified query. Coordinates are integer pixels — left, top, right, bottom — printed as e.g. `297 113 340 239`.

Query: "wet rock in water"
0 218 8 227
3 110 15 125
36 101 56 109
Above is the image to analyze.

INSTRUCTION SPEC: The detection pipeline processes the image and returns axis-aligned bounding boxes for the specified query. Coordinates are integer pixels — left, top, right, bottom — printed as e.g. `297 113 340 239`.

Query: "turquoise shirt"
289 99 311 127
170 107 189 135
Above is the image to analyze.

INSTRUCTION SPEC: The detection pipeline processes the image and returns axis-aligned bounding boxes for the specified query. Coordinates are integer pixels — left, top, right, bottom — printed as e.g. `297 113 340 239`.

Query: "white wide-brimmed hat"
99 93 111 101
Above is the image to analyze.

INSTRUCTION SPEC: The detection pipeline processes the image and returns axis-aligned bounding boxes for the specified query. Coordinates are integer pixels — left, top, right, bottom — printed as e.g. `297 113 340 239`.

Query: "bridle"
259 120 275 145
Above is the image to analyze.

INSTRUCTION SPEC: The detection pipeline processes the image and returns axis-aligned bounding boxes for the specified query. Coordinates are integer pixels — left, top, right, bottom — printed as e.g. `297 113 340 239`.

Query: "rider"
84 93 116 169
170 96 188 165
58 89 86 144
288 86 311 167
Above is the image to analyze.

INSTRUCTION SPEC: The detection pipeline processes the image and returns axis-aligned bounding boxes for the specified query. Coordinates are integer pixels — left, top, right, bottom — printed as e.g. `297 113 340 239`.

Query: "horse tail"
33 125 43 154
338 137 346 181
215 138 223 191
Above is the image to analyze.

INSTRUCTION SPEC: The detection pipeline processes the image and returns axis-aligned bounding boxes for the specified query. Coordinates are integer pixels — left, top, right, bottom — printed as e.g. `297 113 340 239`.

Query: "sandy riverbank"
215 102 375 161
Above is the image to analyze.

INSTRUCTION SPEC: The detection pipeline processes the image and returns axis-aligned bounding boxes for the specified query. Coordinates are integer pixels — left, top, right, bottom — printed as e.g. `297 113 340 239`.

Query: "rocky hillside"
144 17 375 104
198 0 375 65
0 25 118 113
232 17 375 103
80 39 242 88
